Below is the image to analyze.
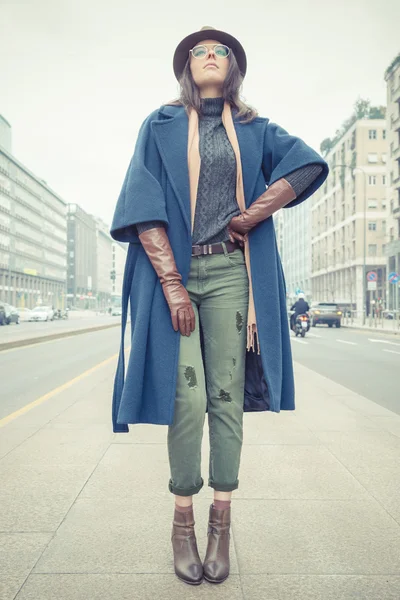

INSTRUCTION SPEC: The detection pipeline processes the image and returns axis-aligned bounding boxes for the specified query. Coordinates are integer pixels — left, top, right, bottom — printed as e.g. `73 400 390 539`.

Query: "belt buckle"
192 245 201 256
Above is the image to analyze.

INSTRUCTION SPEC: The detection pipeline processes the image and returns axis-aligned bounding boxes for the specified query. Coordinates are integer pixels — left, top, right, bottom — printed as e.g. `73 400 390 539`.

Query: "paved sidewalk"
1 360 400 599
342 317 400 335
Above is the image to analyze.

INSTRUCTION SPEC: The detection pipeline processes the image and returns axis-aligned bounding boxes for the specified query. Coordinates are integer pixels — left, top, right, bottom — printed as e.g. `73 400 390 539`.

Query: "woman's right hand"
162 281 196 337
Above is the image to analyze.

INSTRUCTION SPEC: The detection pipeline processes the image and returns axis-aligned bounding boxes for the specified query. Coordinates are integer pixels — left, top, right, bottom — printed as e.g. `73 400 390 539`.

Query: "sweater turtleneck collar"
201 97 224 117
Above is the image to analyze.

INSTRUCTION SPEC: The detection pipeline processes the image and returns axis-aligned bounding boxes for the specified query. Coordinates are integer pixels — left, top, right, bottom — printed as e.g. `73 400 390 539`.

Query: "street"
0 327 123 420
290 326 400 414
1 327 400 599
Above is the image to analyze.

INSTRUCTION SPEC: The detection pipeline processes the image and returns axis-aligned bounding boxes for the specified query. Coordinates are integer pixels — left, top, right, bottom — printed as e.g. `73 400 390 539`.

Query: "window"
368 244 377 256
382 154 387 164
368 153 378 163
382 244 386 256
368 175 376 186
382 220 386 234
368 130 377 140
368 199 378 208
368 222 377 231
382 200 386 209
383 130 386 140
382 175 387 185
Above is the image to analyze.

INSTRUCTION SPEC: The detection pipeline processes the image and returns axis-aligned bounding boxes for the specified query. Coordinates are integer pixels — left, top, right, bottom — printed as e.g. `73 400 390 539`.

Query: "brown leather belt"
191 241 240 257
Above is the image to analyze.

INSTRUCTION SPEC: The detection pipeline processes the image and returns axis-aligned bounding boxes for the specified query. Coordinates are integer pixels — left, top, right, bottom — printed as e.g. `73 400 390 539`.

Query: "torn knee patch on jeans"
236 311 243 334
218 389 232 402
184 366 198 389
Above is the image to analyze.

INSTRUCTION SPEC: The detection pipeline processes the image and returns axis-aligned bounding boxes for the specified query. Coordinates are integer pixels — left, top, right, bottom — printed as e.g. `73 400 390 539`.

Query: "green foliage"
320 97 386 157
384 53 400 80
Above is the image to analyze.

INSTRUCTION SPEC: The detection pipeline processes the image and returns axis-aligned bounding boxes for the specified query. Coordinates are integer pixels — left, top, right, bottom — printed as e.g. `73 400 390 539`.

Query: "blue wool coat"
110 105 328 433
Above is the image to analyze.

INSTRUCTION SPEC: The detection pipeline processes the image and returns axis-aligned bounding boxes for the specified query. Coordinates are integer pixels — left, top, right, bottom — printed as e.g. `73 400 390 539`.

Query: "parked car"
111 307 122 316
2 303 20 325
17 307 33 322
29 306 55 322
309 303 342 328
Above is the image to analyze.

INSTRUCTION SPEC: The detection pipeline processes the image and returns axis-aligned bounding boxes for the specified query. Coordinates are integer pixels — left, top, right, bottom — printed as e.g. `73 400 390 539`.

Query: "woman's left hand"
228 214 252 237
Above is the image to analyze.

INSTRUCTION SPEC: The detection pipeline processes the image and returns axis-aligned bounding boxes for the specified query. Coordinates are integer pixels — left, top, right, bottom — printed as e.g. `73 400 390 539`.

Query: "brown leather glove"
228 178 296 242
138 228 195 336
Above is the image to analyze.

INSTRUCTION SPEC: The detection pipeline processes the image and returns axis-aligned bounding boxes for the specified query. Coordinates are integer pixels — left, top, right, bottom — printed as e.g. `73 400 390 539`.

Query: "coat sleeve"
262 122 329 209
110 112 169 243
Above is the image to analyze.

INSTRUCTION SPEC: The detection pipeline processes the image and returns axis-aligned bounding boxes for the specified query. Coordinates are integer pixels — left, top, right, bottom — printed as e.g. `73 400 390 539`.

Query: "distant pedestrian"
110 26 328 585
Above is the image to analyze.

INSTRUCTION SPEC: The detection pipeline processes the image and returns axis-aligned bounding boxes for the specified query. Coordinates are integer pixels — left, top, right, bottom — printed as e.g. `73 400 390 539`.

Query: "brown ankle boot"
203 504 231 584
171 507 203 585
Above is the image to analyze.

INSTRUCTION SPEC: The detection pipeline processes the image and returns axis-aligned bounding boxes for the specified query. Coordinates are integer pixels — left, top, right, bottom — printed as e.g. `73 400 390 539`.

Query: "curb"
0 322 121 352
342 324 400 336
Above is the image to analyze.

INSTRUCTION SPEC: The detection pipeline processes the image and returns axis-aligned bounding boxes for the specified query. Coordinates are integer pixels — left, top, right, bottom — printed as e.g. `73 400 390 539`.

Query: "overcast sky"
1 0 399 226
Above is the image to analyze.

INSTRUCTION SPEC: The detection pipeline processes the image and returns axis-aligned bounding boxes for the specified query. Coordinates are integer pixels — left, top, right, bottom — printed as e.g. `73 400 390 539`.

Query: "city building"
311 118 387 315
112 240 128 301
67 204 97 308
279 202 312 304
0 115 67 309
384 53 400 311
95 217 114 310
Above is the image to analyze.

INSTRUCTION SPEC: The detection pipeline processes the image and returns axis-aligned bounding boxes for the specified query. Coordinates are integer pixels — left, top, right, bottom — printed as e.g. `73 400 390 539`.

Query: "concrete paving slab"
241 574 400 600
78 444 170 500
0 426 40 460
0 575 26 600
111 424 168 444
0 534 52 576
369 416 400 438
33 498 239 575
333 395 400 418
241 413 321 445
0 428 111 468
232 499 400 574
0 463 95 532
236 445 368 500
15 574 244 599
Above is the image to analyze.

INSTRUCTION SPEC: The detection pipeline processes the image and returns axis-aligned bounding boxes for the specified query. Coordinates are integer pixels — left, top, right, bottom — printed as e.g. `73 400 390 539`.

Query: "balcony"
394 145 400 160
393 84 400 104
393 205 400 220
393 174 400 190
392 114 400 132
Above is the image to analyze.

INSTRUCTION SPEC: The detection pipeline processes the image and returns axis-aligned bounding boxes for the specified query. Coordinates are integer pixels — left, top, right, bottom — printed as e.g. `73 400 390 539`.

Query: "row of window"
368 129 386 140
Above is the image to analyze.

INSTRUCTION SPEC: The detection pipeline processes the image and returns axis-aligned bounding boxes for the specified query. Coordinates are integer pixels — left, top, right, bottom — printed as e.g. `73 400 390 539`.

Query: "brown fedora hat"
173 26 247 81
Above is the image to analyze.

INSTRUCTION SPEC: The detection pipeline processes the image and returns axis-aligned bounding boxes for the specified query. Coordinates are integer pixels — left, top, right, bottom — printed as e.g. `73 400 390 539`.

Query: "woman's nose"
206 48 216 59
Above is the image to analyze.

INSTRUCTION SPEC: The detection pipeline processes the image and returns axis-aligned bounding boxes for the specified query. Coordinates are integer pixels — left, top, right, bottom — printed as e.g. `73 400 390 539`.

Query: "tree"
354 98 370 119
369 105 386 119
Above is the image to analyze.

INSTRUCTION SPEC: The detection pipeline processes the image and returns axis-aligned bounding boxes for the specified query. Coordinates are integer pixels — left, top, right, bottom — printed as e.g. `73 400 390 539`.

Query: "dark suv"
310 303 342 328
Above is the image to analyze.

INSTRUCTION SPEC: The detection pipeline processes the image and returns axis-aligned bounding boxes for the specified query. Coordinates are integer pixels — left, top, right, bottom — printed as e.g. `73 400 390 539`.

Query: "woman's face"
189 39 230 94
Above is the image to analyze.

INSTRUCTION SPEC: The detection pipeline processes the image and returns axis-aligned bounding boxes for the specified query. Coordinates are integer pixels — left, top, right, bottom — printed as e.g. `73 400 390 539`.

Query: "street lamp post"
334 164 367 325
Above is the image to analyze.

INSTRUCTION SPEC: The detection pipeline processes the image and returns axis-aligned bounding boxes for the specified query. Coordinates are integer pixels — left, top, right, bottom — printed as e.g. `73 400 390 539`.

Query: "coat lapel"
234 116 268 206
151 107 191 234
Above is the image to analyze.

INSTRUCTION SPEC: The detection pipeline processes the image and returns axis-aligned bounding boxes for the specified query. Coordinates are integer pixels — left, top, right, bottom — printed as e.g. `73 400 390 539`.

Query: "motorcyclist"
290 293 310 330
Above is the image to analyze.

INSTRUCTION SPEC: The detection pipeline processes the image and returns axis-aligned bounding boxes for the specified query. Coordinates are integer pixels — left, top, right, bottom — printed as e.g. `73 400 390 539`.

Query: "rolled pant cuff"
168 478 204 496
209 481 239 492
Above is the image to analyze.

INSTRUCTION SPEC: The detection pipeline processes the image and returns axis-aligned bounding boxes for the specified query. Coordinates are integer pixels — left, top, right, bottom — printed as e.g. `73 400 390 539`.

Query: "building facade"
67 204 97 308
112 241 127 301
384 54 400 311
95 218 114 310
311 118 387 316
279 201 312 304
0 119 67 309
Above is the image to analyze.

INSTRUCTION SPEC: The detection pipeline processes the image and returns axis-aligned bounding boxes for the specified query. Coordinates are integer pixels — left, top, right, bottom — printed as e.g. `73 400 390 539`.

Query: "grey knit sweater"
137 98 322 244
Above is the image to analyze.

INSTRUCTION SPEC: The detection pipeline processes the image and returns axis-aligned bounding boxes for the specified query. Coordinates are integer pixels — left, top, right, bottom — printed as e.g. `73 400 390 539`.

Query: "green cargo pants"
167 245 249 495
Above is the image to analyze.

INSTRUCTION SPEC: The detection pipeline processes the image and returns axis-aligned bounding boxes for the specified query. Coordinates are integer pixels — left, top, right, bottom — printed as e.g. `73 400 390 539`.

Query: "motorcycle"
293 313 310 338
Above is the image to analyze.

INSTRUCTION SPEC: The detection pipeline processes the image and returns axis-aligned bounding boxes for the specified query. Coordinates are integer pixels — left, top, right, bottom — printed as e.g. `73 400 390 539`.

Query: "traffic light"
110 270 116 281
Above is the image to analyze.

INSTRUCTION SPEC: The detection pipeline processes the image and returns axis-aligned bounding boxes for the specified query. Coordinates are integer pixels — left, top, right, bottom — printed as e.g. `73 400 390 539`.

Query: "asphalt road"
1 323 398 424
0 326 125 420
290 325 400 415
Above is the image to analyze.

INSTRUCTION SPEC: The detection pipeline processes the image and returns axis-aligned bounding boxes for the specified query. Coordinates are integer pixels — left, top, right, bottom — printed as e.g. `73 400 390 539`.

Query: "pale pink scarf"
188 102 258 352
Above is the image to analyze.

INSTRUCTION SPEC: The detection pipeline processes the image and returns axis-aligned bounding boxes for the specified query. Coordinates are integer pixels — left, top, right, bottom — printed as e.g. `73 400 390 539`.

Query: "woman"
110 26 328 585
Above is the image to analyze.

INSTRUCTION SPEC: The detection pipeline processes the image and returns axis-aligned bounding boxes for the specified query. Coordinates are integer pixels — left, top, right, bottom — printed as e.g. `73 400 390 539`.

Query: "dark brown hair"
169 51 257 123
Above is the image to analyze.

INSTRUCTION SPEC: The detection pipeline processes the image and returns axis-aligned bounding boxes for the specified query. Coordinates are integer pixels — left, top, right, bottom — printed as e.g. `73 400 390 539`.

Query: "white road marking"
337 339 357 345
368 338 400 347
383 349 400 355
307 333 322 338
291 338 308 345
